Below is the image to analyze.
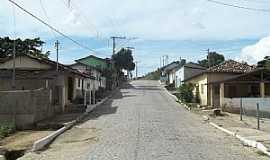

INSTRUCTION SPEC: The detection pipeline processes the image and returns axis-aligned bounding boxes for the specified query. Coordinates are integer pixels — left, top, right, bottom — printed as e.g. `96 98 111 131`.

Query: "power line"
60 0 101 39
8 0 102 54
207 0 270 13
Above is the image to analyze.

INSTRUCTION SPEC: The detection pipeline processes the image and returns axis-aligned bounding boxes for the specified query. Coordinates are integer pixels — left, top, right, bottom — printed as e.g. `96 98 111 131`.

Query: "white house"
175 62 206 88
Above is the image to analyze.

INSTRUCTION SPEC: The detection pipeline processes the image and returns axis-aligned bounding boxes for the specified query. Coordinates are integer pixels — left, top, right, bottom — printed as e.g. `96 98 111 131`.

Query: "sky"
1 0 270 76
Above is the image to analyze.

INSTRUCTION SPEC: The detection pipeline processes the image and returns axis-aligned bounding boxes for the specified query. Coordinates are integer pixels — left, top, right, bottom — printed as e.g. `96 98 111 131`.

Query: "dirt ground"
0 131 53 151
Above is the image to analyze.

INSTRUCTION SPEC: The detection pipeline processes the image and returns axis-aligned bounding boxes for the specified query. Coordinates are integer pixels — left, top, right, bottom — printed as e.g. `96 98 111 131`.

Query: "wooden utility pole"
207 48 210 68
55 40 60 71
12 39 16 89
111 36 126 54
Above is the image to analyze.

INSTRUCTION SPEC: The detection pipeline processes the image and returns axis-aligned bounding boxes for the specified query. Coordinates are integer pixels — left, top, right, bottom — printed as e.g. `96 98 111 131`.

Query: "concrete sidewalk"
194 108 270 155
162 84 270 156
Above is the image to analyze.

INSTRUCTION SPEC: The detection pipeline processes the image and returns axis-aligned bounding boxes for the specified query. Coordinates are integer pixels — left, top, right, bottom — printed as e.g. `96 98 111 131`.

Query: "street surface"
20 80 268 160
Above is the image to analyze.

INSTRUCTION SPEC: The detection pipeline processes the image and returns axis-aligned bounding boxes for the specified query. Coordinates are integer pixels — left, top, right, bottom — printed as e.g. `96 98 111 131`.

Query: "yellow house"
183 60 255 107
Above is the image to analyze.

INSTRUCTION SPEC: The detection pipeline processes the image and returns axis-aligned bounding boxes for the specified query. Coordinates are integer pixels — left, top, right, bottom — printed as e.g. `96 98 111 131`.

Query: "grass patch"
256 150 267 156
0 122 16 139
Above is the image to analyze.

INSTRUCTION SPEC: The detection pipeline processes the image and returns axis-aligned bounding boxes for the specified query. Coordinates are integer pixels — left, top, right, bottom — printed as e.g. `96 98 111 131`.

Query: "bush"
0 122 16 138
177 83 195 103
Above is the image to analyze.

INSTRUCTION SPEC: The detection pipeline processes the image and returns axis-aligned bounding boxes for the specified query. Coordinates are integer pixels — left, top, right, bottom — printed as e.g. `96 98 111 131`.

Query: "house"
160 61 186 85
0 54 91 128
175 62 206 88
184 60 255 107
72 55 117 91
209 68 270 115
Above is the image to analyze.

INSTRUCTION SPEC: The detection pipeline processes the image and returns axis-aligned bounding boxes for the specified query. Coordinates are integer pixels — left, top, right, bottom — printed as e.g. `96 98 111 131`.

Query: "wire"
207 0 270 13
8 0 102 54
60 0 101 39
39 0 58 39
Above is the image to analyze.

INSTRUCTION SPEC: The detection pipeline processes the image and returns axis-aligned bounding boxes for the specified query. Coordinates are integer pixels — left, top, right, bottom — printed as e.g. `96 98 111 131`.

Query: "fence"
224 98 270 118
0 88 61 129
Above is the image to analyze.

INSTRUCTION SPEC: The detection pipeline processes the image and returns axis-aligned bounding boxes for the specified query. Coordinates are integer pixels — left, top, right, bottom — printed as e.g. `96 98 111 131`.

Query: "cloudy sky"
1 0 270 75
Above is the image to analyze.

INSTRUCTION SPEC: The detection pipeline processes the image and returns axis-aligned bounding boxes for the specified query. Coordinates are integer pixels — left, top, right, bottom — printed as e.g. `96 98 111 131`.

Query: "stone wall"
0 88 61 129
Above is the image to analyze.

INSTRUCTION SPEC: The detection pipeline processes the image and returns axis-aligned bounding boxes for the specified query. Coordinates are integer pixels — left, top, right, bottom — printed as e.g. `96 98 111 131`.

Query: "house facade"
0 54 89 110
184 60 254 107
209 68 270 115
175 62 206 88
73 55 117 90
0 54 91 128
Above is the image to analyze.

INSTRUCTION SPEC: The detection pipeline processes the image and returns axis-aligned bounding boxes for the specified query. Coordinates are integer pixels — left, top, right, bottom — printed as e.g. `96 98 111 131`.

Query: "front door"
68 77 74 101
213 84 220 108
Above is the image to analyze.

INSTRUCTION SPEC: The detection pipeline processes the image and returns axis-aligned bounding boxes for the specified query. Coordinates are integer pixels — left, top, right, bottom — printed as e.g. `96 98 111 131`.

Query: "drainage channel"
1 124 64 160
4 150 26 160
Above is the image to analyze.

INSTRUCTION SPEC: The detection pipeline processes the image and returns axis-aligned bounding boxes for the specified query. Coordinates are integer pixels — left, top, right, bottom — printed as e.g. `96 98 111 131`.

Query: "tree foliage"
198 52 225 68
112 48 135 72
0 37 49 59
258 56 270 69
177 83 195 103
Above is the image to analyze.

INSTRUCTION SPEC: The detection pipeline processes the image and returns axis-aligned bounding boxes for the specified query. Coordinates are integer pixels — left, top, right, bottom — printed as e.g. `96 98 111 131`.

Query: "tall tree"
198 52 225 68
0 37 50 59
112 48 135 72
258 56 270 69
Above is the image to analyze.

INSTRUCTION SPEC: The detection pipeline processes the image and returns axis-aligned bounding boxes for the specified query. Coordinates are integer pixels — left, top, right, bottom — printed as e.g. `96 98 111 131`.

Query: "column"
210 85 214 107
220 83 225 107
260 82 265 98
83 89 86 106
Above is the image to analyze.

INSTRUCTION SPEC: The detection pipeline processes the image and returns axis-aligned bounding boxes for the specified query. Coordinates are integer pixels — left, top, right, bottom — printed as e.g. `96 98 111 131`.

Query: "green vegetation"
0 37 50 59
0 122 16 139
142 69 161 80
112 48 135 72
176 83 195 103
258 56 270 69
198 52 224 68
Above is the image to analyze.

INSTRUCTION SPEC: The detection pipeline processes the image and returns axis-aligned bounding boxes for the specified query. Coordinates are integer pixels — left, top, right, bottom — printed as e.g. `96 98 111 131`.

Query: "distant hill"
141 69 161 80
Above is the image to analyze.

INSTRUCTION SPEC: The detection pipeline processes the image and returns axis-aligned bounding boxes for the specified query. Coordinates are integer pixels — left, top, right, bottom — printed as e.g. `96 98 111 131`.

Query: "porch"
209 68 270 109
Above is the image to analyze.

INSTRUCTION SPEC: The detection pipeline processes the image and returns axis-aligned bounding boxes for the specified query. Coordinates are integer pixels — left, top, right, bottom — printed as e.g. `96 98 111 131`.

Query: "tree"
0 37 49 59
258 56 270 69
177 83 195 103
112 48 135 72
198 52 225 68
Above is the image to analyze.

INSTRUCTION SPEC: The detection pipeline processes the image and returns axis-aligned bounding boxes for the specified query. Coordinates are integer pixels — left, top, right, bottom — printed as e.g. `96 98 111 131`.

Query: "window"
78 79 81 88
201 84 204 94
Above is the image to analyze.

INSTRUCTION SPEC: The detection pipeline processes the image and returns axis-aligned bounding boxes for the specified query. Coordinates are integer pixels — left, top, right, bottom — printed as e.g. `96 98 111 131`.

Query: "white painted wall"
224 98 270 113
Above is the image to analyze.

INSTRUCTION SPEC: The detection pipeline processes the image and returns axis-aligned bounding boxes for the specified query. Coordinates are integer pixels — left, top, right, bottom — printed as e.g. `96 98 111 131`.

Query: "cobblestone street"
20 80 268 160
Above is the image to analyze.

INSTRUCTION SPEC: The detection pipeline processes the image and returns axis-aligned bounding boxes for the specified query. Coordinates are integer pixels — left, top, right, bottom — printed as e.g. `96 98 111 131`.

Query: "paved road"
21 80 268 160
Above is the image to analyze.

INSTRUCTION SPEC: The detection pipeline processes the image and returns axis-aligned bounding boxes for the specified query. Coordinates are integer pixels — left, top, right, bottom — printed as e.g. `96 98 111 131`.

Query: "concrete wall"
0 88 60 129
0 79 46 91
0 56 51 70
224 97 270 117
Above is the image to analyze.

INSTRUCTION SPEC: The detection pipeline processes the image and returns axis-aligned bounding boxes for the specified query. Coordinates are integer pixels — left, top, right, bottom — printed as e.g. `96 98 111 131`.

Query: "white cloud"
1 0 270 40
239 36 270 63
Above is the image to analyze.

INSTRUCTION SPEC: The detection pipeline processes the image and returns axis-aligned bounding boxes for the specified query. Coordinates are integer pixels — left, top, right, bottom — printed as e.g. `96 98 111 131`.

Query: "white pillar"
260 82 265 98
62 86 66 112
83 89 86 106
89 88 92 105
220 83 224 108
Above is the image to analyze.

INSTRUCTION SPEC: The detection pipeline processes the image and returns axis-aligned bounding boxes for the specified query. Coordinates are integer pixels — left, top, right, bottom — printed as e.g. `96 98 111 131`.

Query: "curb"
161 86 191 111
209 122 270 156
32 95 111 152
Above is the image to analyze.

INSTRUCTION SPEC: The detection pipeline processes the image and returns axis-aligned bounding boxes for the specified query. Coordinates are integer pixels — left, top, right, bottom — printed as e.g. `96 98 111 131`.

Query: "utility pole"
55 40 60 71
12 39 16 90
135 61 139 79
111 36 126 54
207 48 210 68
